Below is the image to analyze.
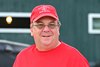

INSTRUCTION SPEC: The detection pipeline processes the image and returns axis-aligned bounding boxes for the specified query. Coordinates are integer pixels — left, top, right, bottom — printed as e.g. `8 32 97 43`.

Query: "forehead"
36 16 57 23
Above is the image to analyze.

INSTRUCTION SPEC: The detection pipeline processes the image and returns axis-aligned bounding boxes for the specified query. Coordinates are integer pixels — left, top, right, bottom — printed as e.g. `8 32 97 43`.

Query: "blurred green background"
0 0 100 66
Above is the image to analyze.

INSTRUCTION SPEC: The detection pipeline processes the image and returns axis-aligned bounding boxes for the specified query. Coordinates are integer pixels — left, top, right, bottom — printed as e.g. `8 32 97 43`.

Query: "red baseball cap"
30 5 59 23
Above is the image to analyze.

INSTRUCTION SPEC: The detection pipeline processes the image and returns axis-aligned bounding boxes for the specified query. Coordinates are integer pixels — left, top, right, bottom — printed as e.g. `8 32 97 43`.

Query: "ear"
58 30 60 36
30 28 32 36
58 27 60 36
30 24 33 36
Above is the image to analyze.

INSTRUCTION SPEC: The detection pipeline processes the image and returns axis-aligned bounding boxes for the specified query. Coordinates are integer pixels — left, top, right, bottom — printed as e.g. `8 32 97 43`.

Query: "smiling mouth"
42 35 51 37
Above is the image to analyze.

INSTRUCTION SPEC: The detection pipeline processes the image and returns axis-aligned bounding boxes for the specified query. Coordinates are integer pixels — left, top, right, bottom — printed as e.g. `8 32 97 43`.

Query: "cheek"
58 28 60 36
57 30 60 36
56 28 60 35
30 28 40 38
30 28 37 37
53 29 60 36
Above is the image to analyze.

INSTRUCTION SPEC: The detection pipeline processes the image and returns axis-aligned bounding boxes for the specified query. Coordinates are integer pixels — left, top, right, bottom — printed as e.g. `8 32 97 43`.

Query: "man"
13 4 90 67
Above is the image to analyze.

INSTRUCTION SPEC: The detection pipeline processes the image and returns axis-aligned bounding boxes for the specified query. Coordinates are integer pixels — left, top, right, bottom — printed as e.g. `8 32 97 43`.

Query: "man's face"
30 16 60 48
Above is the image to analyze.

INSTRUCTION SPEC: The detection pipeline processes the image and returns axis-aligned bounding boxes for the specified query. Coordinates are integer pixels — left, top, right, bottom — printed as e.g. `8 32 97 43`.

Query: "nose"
42 25 50 32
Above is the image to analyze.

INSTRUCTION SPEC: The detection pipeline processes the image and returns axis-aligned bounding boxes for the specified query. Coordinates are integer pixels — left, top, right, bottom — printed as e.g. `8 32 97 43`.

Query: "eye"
36 24 45 29
48 23 56 29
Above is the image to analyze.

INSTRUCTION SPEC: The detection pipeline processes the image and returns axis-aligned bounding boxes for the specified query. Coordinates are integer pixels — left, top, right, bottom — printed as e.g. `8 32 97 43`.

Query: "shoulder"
61 42 89 66
61 42 85 57
61 42 79 54
17 44 36 57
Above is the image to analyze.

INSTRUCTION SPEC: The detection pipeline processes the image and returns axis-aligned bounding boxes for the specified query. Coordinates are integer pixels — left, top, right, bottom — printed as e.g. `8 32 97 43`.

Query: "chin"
41 41 52 46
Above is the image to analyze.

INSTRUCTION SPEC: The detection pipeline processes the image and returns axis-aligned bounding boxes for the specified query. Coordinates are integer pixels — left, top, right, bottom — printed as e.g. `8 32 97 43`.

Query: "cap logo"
38 6 50 13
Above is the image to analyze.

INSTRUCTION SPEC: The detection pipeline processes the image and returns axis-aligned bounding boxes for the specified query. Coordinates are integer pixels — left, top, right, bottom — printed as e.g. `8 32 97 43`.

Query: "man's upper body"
13 42 89 67
13 4 90 67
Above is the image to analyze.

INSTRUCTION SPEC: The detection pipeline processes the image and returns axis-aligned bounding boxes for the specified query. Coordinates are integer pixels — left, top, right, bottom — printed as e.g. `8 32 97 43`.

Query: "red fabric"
13 42 90 67
30 5 59 23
